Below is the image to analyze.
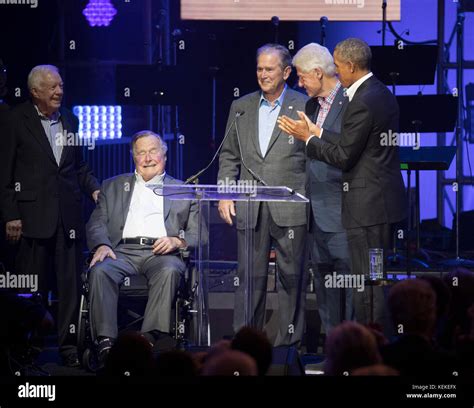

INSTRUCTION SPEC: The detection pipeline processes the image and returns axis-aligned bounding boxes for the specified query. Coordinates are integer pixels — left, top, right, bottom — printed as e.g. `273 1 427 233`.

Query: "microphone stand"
234 114 267 186
184 112 244 184
382 0 387 46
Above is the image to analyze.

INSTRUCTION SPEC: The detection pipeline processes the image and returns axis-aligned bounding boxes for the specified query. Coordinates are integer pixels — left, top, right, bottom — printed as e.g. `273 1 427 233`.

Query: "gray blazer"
306 87 348 233
86 173 199 251
218 88 309 229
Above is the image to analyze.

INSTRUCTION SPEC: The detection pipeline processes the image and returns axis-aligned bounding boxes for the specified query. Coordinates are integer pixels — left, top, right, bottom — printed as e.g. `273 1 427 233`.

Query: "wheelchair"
77 249 198 372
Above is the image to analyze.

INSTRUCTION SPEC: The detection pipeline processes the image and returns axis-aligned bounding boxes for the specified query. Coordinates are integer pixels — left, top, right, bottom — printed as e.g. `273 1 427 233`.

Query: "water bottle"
369 248 384 280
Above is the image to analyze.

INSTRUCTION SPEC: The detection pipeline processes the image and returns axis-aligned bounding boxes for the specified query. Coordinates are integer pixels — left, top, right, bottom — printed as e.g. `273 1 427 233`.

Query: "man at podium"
217 44 308 347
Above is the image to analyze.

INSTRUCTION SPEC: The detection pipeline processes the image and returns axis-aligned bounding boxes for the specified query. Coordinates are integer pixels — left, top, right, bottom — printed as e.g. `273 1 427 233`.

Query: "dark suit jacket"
307 76 407 229
217 87 308 229
0 101 99 239
86 173 199 251
306 86 348 233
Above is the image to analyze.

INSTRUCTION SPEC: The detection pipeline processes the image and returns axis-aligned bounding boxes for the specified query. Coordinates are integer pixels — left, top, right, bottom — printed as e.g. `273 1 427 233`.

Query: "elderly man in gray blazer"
217 44 308 347
86 130 198 361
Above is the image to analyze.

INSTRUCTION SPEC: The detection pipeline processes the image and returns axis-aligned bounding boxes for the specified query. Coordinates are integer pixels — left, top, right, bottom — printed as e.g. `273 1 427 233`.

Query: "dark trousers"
234 203 307 347
310 223 353 334
88 244 185 340
346 223 394 329
16 217 82 357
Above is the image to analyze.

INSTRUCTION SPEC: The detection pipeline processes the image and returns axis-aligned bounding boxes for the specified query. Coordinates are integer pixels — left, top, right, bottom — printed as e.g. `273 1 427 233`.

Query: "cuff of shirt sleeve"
306 129 324 145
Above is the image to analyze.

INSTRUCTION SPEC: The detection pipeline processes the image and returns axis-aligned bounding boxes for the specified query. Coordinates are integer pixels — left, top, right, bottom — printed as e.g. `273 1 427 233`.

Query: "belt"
119 237 157 246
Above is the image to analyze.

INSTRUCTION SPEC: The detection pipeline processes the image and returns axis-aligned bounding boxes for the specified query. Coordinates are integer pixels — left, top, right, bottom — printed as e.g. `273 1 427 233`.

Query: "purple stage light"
83 0 117 27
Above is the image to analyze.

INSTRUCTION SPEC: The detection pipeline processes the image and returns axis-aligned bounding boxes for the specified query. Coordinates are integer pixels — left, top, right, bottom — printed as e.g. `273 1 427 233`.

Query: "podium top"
146 184 309 203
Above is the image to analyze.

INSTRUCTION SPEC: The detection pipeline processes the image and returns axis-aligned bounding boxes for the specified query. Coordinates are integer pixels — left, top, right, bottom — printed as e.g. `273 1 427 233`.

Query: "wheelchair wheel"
82 348 99 373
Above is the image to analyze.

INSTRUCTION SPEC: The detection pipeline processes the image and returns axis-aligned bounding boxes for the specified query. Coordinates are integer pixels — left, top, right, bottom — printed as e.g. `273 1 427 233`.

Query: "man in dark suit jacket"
86 131 198 361
292 43 353 334
278 38 406 328
0 65 100 366
218 44 308 346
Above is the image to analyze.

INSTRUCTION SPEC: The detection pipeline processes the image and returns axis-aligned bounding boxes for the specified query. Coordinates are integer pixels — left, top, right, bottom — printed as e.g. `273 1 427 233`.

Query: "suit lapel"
248 93 263 159
321 87 347 129
306 98 320 122
265 89 296 155
24 103 57 165
121 174 136 227
58 109 73 168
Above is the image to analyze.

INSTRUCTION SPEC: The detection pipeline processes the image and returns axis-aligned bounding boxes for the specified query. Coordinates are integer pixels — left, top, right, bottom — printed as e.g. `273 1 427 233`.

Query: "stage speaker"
266 346 305 376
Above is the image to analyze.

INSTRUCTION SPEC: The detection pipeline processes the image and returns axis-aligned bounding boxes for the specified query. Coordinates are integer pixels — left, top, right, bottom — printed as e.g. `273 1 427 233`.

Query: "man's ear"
283 65 292 80
349 61 356 73
30 88 39 99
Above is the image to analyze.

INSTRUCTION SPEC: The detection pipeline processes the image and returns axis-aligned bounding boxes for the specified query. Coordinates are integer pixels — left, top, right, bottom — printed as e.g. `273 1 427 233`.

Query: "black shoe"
62 353 80 368
96 337 114 366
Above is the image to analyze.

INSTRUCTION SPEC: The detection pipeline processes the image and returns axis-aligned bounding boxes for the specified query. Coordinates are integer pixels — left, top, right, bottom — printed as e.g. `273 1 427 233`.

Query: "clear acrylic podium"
149 184 308 346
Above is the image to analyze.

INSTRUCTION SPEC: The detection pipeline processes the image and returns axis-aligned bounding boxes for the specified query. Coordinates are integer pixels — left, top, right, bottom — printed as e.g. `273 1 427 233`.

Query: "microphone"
233 113 268 187
184 111 245 185
320 16 328 46
271 16 280 43
320 16 328 28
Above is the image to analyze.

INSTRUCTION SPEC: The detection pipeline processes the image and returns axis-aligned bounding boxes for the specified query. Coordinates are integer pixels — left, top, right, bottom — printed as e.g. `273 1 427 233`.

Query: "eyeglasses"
134 148 162 157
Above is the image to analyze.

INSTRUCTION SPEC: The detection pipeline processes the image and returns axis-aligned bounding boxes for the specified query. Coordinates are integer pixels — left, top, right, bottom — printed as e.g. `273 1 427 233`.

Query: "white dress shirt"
345 72 373 102
122 171 167 239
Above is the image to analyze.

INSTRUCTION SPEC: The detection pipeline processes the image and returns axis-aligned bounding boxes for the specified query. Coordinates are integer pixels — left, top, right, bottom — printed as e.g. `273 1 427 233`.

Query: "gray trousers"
234 203 307 347
310 223 353 334
88 244 185 339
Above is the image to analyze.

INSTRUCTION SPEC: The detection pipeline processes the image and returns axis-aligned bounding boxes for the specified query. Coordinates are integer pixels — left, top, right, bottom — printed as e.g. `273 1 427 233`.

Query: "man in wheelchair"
86 130 198 364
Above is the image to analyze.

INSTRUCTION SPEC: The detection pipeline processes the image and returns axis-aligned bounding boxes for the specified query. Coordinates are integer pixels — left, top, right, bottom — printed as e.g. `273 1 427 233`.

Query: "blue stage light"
73 105 123 140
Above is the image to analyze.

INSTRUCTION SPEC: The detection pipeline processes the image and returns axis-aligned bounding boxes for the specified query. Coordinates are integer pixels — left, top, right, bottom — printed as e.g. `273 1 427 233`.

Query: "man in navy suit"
291 43 353 335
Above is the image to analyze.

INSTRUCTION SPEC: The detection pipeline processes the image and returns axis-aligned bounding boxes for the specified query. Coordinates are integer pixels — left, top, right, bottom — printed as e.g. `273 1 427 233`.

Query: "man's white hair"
27 65 60 91
292 43 336 77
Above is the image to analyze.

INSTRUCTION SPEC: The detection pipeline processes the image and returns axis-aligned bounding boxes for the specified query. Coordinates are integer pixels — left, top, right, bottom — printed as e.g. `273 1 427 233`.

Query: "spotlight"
83 0 117 27
73 105 123 140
